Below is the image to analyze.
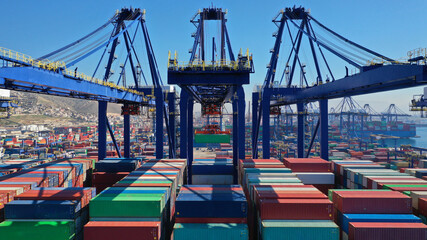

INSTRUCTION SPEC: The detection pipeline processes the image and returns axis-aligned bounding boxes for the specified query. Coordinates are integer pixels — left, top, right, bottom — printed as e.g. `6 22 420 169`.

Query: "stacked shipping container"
84 159 186 240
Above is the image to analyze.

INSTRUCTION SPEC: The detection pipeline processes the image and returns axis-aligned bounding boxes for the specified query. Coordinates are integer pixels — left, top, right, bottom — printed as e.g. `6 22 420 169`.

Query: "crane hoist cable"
38 14 115 60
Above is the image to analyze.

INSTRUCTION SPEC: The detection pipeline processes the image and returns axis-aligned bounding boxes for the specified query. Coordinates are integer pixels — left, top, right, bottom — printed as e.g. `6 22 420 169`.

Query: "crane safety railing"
168 50 252 72
367 47 427 66
0 47 148 100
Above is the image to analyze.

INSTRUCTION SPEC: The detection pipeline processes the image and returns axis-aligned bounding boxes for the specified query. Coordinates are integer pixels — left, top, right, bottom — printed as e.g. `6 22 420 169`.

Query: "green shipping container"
261 220 339 240
90 193 165 218
0 220 75 240
194 134 231 143
173 223 248 240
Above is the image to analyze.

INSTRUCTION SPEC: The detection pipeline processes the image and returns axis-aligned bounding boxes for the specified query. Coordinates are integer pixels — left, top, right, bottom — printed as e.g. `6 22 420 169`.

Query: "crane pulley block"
202 104 222 115
121 104 140 115
270 106 281 115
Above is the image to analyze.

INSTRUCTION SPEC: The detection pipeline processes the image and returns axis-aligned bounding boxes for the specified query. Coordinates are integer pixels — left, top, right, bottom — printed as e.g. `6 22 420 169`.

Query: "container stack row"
173 185 248 239
0 158 94 221
215 143 233 158
0 158 53 176
331 159 427 239
283 158 335 194
92 157 144 193
191 158 234 184
84 158 186 240
239 158 339 240
0 158 95 240
330 189 426 240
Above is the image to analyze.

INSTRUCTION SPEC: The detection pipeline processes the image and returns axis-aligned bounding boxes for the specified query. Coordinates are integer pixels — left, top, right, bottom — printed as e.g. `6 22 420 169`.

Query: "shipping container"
173 223 248 240
348 222 427 240
84 221 161 240
260 220 339 240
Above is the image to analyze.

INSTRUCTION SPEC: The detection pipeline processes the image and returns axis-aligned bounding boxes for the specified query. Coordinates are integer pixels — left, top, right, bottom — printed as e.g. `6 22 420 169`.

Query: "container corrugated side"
0 220 75 240
260 220 339 240
348 222 427 240
173 223 248 240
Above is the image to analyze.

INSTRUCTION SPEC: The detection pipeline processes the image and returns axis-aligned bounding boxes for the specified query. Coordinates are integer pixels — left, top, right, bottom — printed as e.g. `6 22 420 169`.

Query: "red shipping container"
112 182 173 188
15 189 91 207
253 184 317 190
256 191 327 207
258 198 333 220
417 198 427 216
84 221 161 240
348 222 427 240
24 171 65 187
283 158 331 172
0 178 48 187
333 191 412 214
180 186 243 191
0 190 17 202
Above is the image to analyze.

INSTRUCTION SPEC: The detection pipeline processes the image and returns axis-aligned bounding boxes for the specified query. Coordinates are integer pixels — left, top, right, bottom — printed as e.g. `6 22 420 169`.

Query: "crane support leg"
155 88 164 159
297 102 305 158
180 91 189 159
252 92 259 158
187 97 194 184
124 111 130 158
168 93 176 159
233 96 238 183
106 118 122 158
262 89 271 159
238 87 246 163
320 99 329 160
98 101 107 160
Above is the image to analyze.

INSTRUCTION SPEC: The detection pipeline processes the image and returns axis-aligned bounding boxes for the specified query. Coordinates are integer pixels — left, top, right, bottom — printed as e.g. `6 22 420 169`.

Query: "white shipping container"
410 191 427 209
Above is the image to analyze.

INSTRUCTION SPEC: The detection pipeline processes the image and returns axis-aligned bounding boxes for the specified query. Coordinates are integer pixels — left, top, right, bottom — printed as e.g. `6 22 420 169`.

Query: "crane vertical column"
98 101 107 160
124 106 130 158
319 99 329 160
262 89 271 159
180 91 189 159
232 96 238 183
297 102 305 158
187 97 194 184
238 86 246 162
155 88 164 159
252 92 259 158
168 92 176 158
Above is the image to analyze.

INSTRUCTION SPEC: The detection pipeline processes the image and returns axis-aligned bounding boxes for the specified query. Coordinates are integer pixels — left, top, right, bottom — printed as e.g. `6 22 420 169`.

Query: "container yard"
1 1 427 240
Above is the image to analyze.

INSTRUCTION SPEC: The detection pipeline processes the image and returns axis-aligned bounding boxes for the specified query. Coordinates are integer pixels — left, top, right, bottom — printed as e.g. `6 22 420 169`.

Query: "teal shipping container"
173 223 248 240
260 220 339 240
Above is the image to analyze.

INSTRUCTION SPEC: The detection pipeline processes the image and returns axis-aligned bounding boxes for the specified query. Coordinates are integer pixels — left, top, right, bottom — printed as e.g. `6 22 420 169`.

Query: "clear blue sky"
1 0 426 114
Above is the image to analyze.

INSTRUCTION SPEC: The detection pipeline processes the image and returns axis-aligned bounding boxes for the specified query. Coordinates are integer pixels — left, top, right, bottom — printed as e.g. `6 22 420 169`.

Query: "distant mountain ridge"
13 91 121 115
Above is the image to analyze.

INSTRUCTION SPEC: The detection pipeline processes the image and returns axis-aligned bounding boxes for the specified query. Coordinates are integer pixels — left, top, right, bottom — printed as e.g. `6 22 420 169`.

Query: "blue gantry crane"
253 6 427 160
0 8 175 159
168 7 254 183
330 97 366 140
